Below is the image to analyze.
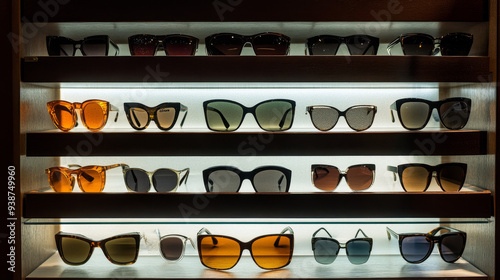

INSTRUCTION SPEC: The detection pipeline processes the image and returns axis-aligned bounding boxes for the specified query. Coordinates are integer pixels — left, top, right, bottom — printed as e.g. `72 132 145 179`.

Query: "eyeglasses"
128 34 199 56
387 163 467 192
47 99 119 132
45 164 125 192
155 229 195 262
203 99 295 132
386 226 467 263
312 227 373 265
390 97 471 130
387 33 473 56
311 164 375 191
306 35 379 55
46 35 119 56
203 166 291 192
197 227 294 270
205 32 291 55
124 102 188 131
55 231 141 265
306 105 377 131
122 165 189 193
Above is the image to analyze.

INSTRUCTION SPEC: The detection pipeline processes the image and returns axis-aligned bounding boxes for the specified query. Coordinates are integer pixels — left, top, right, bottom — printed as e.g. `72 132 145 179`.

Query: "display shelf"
25 130 487 156
21 56 490 83
26 253 487 280
22 191 493 219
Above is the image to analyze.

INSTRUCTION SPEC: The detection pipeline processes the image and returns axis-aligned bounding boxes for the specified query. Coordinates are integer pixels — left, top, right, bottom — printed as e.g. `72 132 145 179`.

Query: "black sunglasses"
128 34 199 56
306 105 377 131
387 226 467 264
390 97 471 130
203 166 291 192
387 163 467 192
312 227 373 265
124 102 188 131
205 32 291 55
307 35 379 55
387 32 473 56
46 35 119 56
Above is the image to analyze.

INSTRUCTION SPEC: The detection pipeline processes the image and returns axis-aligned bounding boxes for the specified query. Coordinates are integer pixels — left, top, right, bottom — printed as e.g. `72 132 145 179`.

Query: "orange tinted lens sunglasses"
45 164 125 192
47 99 119 132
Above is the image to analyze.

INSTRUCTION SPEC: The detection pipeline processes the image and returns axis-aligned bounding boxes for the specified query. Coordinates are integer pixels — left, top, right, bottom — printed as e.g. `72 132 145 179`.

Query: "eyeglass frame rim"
205 32 291 55
123 102 188 131
311 164 376 192
311 227 373 264
306 34 380 55
46 35 120 56
306 105 377 131
121 164 190 192
128 34 199 56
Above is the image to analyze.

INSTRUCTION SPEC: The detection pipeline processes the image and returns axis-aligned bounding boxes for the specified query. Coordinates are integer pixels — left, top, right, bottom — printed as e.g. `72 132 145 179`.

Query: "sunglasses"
306 105 377 131
122 165 189 193
155 229 195 262
306 35 379 55
205 32 291 55
55 231 141 265
197 227 294 270
390 97 471 130
311 164 375 191
124 102 188 131
387 163 467 192
46 35 119 56
128 34 199 56
47 99 119 132
203 166 291 193
45 164 125 192
312 227 373 265
386 226 467 263
203 99 295 132
387 32 473 56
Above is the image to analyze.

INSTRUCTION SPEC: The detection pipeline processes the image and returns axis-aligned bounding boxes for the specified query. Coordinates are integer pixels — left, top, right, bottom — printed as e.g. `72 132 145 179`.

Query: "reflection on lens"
60 237 91 264
401 236 432 263
82 102 106 130
438 165 466 191
205 101 244 131
125 169 150 192
255 101 294 131
207 35 245 55
401 35 434 55
129 35 157 56
160 237 184 261
49 170 74 192
129 108 149 128
82 37 108 56
439 101 470 130
79 167 103 192
104 237 138 264
346 166 373 191
309 107 340 131
313 239 339 264
253 170 288 192
440 234 465 262
312 166 340 191
252 235 292 269
401 166 430 192
156 107 176 129
199 236 241 270
252 34 290 55
345 106 376 131
153 169 178 192
346 240 371 264
345 36 377 55
399 101 430 129
206 170 241 192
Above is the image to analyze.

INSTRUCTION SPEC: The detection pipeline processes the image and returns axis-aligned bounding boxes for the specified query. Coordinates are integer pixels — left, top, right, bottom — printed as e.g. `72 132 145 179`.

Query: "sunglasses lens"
399 101 431 129
401 35 434 55
156 107 177 129
401 236 432 263
440 234 465 262
205 101 244 131
206 170 241 192
346 166 373 191
160 237 184 261
309 107 339 131
129 108 150 129
312 166 340 191
401 166 430 192
104 237 138 264
439 165 466 191
125 169 150 192
47 37 74 56
308 37 341 55
129 35 157 56
199 236 241 270
79 166 104 192
440 34 472 56
345 36 378 55
81 37 108 56
252 34 290 55
49 169 74 192
206 35 244 55
255 101 294 131
48 102 75 131
59 237 91 264
313 239 339 264
153 169 178 192
164 37 197 55
82 102 107 130
253 170 289 192
252 235 292 269
439 100 470 130
346 240 371 264
345 106 376 131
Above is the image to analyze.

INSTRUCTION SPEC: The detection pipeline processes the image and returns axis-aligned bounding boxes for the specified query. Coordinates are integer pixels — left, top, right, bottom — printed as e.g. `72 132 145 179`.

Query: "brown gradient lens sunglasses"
45 164 126 192
311 164 376 191
47 99 119 132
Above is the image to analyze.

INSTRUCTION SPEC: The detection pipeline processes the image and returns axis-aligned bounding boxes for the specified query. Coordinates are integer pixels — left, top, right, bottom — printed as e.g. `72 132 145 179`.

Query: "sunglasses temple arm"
187 237 196 249
110 104 120 122
179 168 190 186
389 102 397 123
386 37 401 55
131 109 143 127
109 39 120 55
428 226 456 236
387 166 398 181
155 229 161 239
197 228 218 245
179 105 189 128
273 226 294 247
312 227 332 238
386 227 399 241
354 229 369 238
207 107 230 130
279 108 293 129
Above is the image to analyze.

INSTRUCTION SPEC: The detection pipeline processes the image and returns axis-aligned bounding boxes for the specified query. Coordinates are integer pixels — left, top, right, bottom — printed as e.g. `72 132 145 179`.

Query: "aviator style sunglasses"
156 229 195 262
46 164 125 192
387 226 467 263
47 35 119 56
387 32 473 56
306 35 379 55
312 164 375 192
124 102 188 131
205 32 291 55
121 165 189 193
306 105 377 131
197 227 294 270
128 34 199 56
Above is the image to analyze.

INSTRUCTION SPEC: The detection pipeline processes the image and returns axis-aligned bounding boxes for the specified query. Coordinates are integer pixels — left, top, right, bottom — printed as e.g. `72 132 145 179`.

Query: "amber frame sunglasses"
55 231 141 265
197 227 294 270
47 99 119 132
45 164 125 192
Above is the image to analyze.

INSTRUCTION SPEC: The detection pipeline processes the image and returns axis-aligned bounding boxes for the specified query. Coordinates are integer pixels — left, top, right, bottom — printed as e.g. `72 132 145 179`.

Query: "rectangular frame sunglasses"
306 105 377 131
312 227 373 265
203 99 295 132
386 226 467 264
128 34 199 56
387 163 467 192
203 166 291 192
55 231 141 265
390 97 471 130
306 34 379 55
205 32 291 55
46 35 119 56
312 164 375 192
122 165 189 193
155 229 195 262
45 164 125 192
387 32 473 56
197 227 294 270
124 102 188 131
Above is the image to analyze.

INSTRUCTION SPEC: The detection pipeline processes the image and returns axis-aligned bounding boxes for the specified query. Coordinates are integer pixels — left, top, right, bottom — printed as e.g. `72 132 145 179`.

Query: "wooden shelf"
21 56 490 83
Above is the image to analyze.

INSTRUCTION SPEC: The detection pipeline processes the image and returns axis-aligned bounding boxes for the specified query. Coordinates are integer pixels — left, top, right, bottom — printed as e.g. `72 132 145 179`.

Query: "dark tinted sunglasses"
128 34 199 56
121 165 190 193
306 105 377 131
203 166 291 192
46 35 119 56
124 102 188 131
156 229 195 262
307 35 379 55
312 164 375 191
205 32 291 55
387 32 473 56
